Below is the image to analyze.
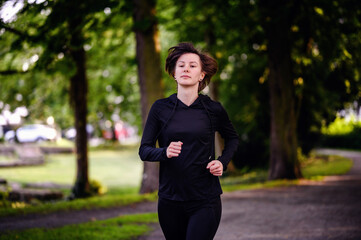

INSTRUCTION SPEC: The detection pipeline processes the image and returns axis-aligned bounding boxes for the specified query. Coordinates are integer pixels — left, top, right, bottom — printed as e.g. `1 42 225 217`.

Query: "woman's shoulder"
151 94 177 109
199 94 224 113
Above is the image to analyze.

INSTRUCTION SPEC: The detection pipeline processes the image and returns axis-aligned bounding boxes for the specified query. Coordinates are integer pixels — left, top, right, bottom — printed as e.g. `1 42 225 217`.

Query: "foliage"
0 0 140 131
160 0 361 171
0 212 158 240
0 185 10 208
89 179 108 196
319 127 361 150
318 115 361 149
321 115 361 135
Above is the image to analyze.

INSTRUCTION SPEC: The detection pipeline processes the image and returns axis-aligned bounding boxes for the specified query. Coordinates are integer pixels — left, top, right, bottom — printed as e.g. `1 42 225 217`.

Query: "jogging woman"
139 42 239 240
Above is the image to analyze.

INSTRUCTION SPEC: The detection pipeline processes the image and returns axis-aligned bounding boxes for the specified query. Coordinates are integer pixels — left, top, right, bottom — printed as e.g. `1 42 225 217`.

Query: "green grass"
301 154 353 179
0 155 15 163
0 212 158 240
220 154 353 192
0 191 157 217
0 147 142 188
38 138 75 148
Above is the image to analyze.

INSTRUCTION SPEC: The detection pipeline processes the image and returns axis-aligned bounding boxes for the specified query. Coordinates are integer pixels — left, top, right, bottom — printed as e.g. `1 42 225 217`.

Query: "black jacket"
139 93 239 200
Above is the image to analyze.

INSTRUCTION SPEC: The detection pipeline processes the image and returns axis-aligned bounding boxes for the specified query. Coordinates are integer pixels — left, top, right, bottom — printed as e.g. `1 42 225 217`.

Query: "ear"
200 72 206 80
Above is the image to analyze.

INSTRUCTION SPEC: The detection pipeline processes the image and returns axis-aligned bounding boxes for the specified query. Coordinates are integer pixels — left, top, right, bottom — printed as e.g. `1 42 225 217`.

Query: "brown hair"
165 42 218 92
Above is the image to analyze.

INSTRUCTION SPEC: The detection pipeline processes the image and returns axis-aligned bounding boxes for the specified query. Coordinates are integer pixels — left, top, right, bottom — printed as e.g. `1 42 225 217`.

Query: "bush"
319 116 361 150
89 179 107 196
320 127 361 149
0 186 11 208
319 126 361 150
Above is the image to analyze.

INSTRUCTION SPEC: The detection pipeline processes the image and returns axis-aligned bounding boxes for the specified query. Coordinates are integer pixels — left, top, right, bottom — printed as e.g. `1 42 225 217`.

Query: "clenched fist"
166 141 183 158
206 160 223 176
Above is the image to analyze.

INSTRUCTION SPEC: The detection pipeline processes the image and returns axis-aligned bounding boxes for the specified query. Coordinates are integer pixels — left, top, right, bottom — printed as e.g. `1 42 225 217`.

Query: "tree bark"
133 0 164 194
69 20 90 198
259 0 302 179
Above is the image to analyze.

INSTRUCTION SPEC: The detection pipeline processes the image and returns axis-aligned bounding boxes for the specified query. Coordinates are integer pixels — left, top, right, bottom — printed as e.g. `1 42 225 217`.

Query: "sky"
0 0 46 23
0 0 24 23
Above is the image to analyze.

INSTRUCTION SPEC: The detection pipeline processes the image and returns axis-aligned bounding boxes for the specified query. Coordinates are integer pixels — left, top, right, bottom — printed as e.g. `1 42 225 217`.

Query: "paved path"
1 149 361 240
140 149 361 240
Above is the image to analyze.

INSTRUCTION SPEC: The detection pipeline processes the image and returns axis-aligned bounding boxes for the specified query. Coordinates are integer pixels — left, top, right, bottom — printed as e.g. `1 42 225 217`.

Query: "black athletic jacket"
139 93 239 201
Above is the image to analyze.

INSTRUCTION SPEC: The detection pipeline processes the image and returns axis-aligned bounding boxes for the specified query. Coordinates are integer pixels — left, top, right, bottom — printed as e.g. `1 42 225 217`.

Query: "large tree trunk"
69 21 90 198
133 0 164 194
259 0 302 179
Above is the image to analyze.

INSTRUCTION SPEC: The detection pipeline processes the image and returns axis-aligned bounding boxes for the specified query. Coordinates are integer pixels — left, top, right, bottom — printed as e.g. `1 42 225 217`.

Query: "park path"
1 149 361 240
139 149 361 240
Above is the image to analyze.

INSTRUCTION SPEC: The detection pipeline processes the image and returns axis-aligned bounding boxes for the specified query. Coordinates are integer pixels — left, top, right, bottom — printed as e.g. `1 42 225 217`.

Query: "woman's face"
174 53 205 90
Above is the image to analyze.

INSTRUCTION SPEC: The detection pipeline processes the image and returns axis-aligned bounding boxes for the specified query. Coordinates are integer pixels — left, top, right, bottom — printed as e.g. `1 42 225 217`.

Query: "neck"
177 86 199 106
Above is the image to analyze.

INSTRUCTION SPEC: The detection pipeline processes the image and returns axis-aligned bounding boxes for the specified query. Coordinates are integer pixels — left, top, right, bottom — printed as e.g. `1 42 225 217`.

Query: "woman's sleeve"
139 102 168 162
216 104 239 171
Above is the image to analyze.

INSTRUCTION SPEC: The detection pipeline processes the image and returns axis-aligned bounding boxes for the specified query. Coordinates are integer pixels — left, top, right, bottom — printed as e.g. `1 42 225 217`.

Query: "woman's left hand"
206 160 223 176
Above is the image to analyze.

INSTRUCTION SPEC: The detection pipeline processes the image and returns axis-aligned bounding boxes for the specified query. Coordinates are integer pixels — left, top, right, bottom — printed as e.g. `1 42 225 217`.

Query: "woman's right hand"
166 141 183 158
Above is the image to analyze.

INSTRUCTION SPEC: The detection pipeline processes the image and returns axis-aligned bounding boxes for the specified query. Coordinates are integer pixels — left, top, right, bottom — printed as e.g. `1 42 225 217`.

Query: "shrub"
320 126 361 149
319 115 361 150
89 179 107 196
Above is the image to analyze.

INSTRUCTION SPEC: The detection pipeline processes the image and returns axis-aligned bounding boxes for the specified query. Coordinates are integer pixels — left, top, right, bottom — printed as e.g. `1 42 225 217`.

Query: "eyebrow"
177 61 199 65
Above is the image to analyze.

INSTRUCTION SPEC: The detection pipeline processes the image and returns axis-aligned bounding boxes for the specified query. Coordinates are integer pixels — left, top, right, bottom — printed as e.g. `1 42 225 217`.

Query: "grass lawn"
301 154 353 178
0 212 159 240
0 146 143 188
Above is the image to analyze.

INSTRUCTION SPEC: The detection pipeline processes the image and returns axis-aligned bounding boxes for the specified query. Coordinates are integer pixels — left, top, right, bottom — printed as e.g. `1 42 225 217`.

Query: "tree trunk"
210 81 224 158
259 0 302 179
133 0 164 194
209 81 236 172
205 28 236 173
69 21 90 198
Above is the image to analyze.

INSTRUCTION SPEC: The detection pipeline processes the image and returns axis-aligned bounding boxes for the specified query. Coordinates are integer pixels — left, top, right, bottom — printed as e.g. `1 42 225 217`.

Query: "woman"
139 42 239 240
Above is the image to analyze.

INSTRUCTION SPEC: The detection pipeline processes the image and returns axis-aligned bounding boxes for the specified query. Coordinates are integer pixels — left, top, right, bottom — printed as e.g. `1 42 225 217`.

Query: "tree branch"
0 23 35 42
0 70 28 75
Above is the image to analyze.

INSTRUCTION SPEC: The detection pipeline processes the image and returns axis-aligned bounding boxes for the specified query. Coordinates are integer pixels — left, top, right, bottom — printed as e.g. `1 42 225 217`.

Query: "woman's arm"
138 102 168 162
216 104 239 171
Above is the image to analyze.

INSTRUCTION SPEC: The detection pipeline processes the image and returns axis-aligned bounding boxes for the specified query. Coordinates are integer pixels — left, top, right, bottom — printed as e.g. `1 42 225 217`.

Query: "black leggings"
158 196 222 240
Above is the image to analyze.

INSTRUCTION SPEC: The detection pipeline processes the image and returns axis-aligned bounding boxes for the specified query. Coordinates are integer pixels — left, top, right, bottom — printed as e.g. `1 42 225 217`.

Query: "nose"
183 65 190 72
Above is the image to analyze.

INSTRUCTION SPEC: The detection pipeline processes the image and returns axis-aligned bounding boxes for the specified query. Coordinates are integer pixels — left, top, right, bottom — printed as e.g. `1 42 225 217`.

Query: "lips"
180 75 191 78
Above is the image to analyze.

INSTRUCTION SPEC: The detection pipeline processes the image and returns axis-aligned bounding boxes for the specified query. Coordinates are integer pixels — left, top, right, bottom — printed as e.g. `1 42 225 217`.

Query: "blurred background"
0 0 360 197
